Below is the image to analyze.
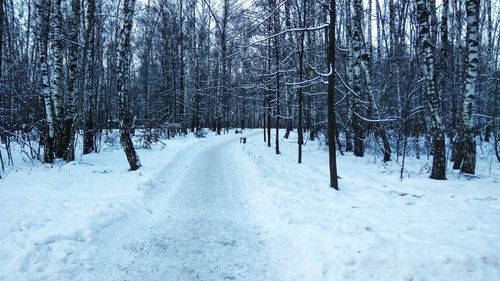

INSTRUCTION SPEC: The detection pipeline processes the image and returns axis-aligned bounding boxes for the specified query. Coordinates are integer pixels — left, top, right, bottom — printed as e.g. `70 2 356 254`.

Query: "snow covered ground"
0 130 499 281
240 132 500 281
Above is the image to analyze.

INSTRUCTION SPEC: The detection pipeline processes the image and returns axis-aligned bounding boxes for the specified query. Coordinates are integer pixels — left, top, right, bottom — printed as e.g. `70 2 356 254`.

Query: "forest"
0 0 499 280
0 0 498 183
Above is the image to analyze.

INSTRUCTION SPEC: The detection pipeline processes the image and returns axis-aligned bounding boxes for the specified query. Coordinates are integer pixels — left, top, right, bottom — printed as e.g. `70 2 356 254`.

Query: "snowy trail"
88 133 278 281
4 131 497 281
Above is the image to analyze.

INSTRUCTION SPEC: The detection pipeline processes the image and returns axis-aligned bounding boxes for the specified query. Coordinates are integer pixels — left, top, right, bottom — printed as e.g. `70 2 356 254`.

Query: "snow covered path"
1 131 499 281
88 134 277 281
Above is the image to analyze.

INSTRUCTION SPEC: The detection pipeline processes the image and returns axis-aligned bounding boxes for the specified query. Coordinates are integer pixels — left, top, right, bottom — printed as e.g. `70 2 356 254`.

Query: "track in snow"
89 134 278 281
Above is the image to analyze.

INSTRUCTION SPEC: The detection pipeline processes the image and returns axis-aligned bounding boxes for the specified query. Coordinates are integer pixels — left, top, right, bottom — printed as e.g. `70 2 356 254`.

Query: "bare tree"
455 0 481 174
49 0 65 158
328 0 339 189
117 0 141 170
351 0 366 157
415 0 447 180
35 0 55 163
64 0 81 162
297 0 307 163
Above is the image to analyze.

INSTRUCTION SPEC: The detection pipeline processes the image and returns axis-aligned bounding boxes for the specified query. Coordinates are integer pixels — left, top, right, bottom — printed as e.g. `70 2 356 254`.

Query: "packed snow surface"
0 130 499 281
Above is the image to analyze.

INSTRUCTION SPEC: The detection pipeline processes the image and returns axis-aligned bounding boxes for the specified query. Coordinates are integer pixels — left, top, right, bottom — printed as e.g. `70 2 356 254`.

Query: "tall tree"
64 0 81 161
415 0 447 180
351 0 366 157
283 0 293 139
117 0 141 170
297 0 307 163
36 0 55 163
49 0 65 158
455 0 480 174
328 0 339 189
178 0 187 134
439 0 450 139
353 0 392 162
270 0 281 155
81 0 96 154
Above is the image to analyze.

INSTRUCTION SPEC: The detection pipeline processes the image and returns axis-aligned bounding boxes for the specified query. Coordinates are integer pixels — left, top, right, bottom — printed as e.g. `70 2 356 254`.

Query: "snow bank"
236 130 500 281
0 134 201 280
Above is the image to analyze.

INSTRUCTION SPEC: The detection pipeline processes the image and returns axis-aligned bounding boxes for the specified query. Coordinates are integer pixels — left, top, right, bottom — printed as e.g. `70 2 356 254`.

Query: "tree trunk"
345 0 354 152
297 0 307 164
266 3 272 148
117 0 141 171
64 0 81 162
354 0 391 162
457 0 480 174
49 0 65 158
36 0 55 163
328 0 339 189
416 0 447 180
283 0 293 139
351 0 365 157
81 0 96 155
178 0 187 135
271 0 280 155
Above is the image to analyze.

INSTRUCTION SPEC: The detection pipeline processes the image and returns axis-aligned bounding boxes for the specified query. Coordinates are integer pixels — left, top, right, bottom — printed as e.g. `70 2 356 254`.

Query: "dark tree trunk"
81 0 96 155
297 0 307 164
63 40 78 162
351 0 365 157
271 0 280 155
327 0 339 189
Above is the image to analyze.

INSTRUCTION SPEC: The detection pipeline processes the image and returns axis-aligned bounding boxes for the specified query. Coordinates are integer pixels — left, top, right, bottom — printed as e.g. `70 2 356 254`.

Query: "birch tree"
353 0 392 162
64 0 81 161
455 0 480 174
49 0 65 158
36 0 55 163
117 0 141 170
415 0 447 180
351 0 366 157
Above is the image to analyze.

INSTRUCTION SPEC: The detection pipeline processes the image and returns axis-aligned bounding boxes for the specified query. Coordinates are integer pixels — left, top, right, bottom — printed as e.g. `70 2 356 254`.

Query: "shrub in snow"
137 130 160 149
195 129 207 138
101 131 121 151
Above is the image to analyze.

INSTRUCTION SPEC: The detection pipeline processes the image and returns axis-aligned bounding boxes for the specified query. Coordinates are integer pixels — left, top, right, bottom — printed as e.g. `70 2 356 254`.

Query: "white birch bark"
117 0 141 170
351 0 365 157
49 0 64 157
64 0 81 161
36 0 55 163
416 0 447 179
459 0 480 174
353 0 392 161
